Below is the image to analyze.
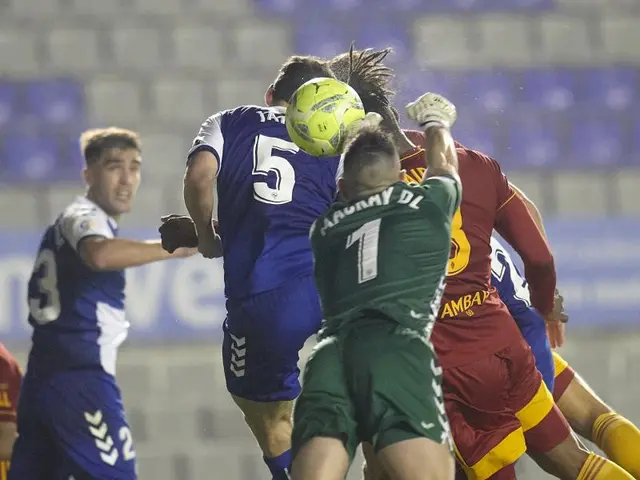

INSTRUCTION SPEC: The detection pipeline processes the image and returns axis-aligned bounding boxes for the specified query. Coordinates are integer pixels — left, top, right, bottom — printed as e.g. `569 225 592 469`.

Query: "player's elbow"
184 151 217 189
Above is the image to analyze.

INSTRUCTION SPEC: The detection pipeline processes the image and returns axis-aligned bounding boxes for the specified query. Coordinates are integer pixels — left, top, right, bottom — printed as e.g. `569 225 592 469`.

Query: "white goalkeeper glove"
406 93 457 130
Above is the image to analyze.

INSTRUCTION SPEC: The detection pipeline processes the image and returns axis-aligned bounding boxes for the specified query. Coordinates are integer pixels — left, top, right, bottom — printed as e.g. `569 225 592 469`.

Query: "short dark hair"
330 46 395 117
271 56 335 103
342 127 398 182
79 127 141 165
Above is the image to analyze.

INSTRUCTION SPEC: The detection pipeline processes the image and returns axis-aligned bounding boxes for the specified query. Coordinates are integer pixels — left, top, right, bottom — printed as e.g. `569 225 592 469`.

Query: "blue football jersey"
491 237 555 390
490 237 532 314
26 196 128 377
189 105 341 299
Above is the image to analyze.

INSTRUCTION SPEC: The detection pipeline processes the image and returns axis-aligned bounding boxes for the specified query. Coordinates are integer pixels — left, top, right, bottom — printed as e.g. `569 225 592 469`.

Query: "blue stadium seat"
293 21 349 57
519 68 575 112
505 114 561 167
460 70 514 114
252 0 300 15
60 136 86 178
355 20 411 64
398 68 459 105
576 67 637 112
1 132 60 182
25 79 85 126
570 118 624 166
453 118 497 159
484 0 555 11
305 0 362 12
0 81 19 128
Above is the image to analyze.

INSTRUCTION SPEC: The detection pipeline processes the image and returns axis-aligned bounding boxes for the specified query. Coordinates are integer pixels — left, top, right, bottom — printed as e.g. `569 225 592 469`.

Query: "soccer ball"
286 77 365 157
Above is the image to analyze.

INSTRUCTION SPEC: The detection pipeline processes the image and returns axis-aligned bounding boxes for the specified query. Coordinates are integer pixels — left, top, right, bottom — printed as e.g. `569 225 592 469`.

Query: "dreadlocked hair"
329 45 396 117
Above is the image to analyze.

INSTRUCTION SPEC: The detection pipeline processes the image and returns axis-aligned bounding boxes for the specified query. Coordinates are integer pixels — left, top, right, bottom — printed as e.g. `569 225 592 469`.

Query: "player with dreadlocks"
331 47 635 480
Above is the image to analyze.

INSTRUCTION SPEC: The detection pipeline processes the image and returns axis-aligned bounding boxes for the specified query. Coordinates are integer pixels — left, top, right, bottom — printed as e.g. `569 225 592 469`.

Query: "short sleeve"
420 175 462 219
188 112 224 175
59 206 114 251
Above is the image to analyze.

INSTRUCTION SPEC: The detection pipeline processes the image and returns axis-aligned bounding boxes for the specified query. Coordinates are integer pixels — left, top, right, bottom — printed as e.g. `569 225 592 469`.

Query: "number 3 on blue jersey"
28 248 61 325
252 135 299 205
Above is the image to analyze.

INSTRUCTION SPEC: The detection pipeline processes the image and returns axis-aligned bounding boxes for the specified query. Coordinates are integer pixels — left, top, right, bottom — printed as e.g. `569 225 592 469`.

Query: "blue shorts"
222 274 322 403
9 369 136 480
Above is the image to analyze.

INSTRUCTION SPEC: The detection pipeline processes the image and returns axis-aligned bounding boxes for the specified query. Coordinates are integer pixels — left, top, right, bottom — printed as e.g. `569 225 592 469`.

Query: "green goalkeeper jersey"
311 175 462 339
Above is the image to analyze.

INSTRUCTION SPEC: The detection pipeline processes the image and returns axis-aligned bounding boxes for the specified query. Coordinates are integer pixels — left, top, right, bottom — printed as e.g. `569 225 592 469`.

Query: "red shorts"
552 352 576 402
443 336 571 480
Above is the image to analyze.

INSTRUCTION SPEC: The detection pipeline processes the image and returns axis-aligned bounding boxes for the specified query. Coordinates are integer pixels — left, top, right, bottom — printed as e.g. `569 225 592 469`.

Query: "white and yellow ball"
285 77 365 157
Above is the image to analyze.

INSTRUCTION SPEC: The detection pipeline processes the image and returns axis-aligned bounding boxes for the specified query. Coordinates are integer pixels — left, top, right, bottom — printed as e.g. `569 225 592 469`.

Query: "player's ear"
264 85 275 107
83 166 92 186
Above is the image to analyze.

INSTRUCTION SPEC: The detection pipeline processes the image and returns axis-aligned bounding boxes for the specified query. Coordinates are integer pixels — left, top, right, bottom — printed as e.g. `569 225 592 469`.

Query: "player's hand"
406 93 457 129
159 214 198 254
197 222 223 259
546 289 568 348
545 320 565 349
170 247 199 258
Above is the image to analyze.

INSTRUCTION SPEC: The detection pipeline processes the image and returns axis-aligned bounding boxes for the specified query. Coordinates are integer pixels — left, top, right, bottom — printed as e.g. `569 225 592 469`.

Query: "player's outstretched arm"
406 92 459 180
79 237 194 271
60 209 195 271
492 173 558 335
508 183 568 346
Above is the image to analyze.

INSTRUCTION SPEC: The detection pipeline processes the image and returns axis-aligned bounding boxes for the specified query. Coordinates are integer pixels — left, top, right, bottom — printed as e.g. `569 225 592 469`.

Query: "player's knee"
556 376 612 441
362 442 390 480
542 433 590 477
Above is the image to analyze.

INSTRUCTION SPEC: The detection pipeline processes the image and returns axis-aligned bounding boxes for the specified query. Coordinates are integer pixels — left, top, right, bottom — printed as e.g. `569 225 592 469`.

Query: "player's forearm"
495 196 556 315
423 126 459 179
510 183 548 239
80 238 171 271
183 153 217 235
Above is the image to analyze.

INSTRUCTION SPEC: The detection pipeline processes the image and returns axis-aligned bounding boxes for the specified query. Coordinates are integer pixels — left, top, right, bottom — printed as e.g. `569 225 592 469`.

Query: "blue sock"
263 450 292 480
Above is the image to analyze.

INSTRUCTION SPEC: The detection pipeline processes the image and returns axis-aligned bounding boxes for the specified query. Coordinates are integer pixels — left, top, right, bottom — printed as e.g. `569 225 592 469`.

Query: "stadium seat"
452 118 498 159
46 28 101 72
60 136 88 179
1 132 60 182
25 79 85 126
519 68 575 111
488 0 555 10
569 118 624 166
460 69 514 114
293 20 349 57
397 68 460 107
251 0 299 15
505 114 561 167
355 20 411 64
576 67 637 111
0 81 19 128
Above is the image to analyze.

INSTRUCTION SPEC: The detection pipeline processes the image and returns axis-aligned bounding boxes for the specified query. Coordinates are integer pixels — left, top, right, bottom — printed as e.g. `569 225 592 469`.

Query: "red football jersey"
401 130 556 367
0 343 21 424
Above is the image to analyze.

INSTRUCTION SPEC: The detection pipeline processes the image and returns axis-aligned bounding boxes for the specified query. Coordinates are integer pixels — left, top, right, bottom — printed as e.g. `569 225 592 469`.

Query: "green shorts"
292 319 450 461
